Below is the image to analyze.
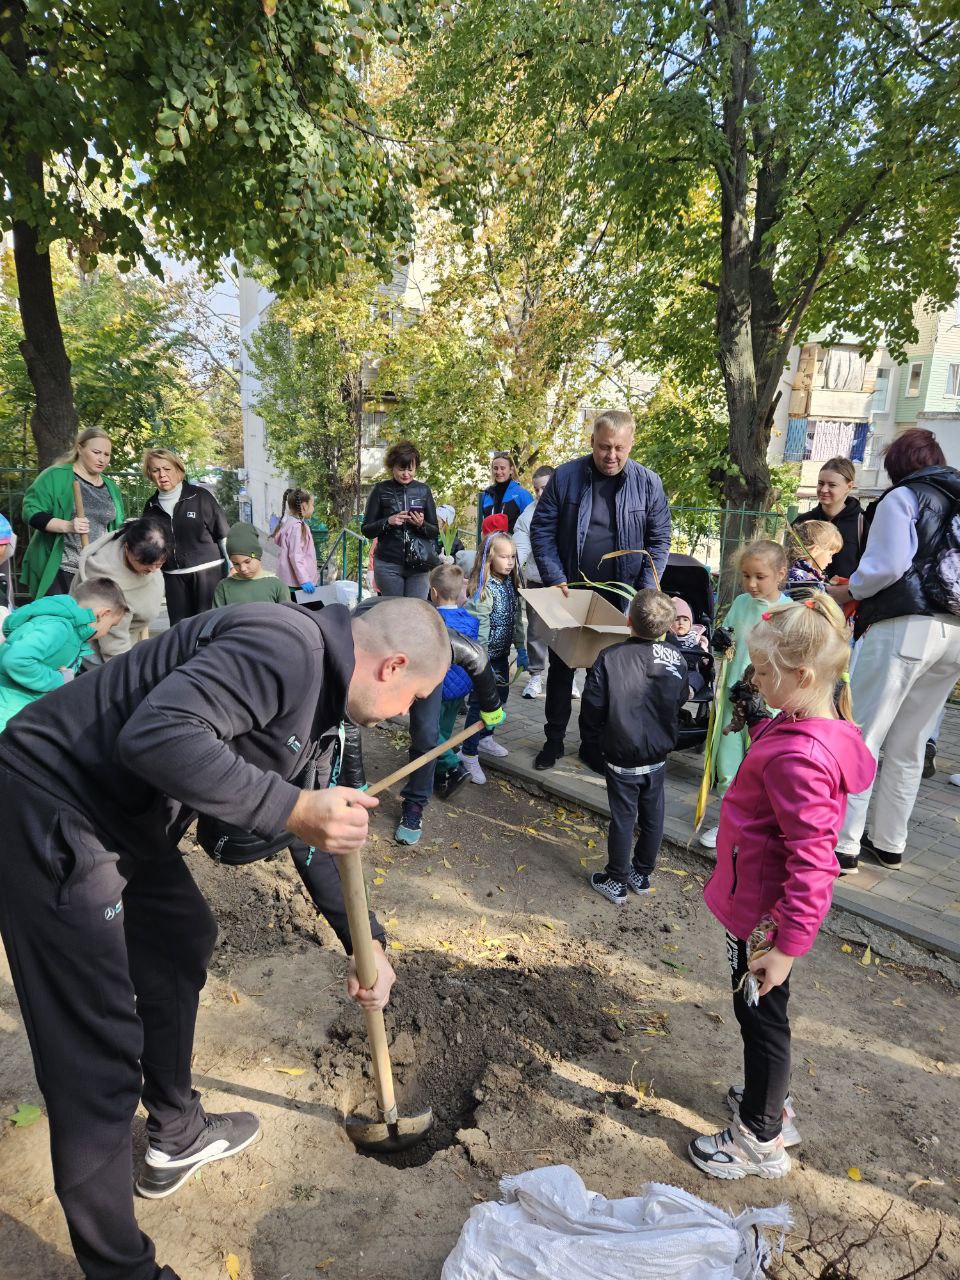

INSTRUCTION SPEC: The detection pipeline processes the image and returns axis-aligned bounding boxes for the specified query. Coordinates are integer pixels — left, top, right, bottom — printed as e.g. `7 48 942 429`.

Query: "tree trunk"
13 214 78 467
2 3 78 468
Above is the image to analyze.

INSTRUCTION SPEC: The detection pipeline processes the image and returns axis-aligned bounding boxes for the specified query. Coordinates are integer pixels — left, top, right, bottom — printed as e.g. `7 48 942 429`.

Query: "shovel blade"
345 1106 434 1154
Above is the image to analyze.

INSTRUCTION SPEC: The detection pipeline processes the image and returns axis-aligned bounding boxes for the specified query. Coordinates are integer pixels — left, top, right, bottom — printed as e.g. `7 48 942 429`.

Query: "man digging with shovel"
0 597 450 1280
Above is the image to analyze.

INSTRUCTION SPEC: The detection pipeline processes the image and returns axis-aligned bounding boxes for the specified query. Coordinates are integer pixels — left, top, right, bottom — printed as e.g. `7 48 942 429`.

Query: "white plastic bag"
441 1165 790 1280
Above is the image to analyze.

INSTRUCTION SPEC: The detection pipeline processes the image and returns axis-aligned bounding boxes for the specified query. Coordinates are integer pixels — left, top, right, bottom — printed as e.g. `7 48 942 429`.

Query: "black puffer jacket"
793 496 864 579
361 479 439 566
579 636 690 769
855 465 960 638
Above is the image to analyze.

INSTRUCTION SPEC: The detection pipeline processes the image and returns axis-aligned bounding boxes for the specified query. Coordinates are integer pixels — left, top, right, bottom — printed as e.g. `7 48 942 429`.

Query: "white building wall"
237 273 291 532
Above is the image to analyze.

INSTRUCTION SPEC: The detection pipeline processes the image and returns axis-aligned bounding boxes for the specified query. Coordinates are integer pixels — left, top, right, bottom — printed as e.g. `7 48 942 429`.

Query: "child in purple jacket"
689 595 875 1180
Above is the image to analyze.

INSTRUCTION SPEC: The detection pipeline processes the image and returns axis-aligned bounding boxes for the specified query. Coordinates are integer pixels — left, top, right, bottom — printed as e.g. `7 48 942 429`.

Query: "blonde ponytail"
748 594 854 721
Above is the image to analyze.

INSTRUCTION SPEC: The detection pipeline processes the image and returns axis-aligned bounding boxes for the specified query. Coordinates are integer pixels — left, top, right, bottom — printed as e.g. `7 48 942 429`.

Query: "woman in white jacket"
74 517 171 661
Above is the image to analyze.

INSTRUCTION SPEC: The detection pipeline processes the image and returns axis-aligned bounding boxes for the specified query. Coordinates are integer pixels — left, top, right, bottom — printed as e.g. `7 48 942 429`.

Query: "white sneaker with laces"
688 1121 791 1180
698 825 719 849
726 1085 802 1146
522 673 543 699
478 737 509 758
461 755 486 784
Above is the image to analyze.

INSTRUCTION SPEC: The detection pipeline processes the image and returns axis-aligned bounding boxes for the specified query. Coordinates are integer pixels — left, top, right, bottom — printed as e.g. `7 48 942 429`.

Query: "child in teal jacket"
0 578 127 731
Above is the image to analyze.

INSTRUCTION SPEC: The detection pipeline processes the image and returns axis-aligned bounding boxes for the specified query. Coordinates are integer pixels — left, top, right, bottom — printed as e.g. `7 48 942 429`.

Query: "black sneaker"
860 833 902 869
534 744 563 771
434 764 469 801
922 739 937 779
136 1111 261 1199
590 872 627 905
836 851 859 876
627 869 652 895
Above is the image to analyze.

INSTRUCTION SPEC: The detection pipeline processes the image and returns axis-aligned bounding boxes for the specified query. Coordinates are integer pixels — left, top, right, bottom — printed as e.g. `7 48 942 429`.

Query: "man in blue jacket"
529 410 672 769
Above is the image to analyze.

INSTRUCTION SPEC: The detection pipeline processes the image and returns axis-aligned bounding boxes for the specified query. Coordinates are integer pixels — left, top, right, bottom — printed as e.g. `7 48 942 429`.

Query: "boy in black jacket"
579 590 690 904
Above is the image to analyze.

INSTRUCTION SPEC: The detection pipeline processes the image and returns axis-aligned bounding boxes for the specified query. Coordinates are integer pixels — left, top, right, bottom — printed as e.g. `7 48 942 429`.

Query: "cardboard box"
520 587 631 669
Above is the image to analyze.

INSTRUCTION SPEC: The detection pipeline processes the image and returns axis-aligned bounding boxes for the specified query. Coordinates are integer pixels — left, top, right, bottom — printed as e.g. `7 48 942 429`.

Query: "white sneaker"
461 755 486 784
522 673 543 699
950 773 960 787
698 825 719 849
478 738 509 758
688 1122 791 1180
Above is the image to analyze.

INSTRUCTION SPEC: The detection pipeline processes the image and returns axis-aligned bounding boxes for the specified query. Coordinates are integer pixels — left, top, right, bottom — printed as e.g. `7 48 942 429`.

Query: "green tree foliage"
0 251 230 475
0 0 427 464
377 210 618 505
407 0 960 514
246 266 390 527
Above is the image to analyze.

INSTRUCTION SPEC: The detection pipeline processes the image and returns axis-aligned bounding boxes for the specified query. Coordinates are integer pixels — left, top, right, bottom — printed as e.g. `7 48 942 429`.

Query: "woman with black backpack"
828 428 960 875
361 440 439 598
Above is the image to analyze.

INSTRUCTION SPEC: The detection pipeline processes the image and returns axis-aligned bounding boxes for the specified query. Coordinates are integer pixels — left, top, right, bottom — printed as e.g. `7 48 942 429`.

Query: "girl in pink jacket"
689 595 875 1181
272 488 319 596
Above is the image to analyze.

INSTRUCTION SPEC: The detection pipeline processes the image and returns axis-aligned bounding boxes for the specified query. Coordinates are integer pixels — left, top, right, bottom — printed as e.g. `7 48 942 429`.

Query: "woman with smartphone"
361 440 439 598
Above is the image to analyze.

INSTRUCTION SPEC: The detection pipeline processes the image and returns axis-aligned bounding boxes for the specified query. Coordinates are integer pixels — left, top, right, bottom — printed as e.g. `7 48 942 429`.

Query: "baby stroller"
660 552 716 750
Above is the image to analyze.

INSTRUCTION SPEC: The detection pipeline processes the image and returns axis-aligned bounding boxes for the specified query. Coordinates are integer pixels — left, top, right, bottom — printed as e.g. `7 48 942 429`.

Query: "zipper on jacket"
149 493 180 570
730 843 739 895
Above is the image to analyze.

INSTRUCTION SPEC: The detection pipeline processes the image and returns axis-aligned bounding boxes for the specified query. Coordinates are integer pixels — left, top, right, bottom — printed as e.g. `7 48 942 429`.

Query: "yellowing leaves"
225 1254 241 1280
860 945 873 966
847 1167 863 1182
275 1067 305 1077
372 876 385 886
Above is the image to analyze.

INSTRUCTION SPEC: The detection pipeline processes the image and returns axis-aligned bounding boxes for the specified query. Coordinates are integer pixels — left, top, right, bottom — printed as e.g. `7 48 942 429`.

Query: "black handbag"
403 528 438 572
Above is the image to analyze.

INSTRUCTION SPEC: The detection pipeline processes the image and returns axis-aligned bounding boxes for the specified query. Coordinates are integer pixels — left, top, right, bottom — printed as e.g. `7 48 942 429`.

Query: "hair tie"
761 611 772 621
803 598 816 609
840 671 850 684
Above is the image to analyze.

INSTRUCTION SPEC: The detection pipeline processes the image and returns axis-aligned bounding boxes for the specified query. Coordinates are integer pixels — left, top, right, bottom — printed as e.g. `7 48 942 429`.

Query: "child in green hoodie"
213 523 289 607
0 578 127 731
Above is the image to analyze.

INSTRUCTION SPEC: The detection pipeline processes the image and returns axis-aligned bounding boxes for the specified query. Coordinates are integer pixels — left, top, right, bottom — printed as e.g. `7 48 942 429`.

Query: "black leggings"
729 933 791 1142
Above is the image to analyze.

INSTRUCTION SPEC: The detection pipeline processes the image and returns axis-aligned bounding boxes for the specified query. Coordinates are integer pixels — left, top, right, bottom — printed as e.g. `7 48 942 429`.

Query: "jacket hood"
2 595 96 641
762 716 875 794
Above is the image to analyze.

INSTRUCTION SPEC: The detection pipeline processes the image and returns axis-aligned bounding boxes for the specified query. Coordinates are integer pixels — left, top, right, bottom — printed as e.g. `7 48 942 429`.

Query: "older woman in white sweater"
74 517 171 661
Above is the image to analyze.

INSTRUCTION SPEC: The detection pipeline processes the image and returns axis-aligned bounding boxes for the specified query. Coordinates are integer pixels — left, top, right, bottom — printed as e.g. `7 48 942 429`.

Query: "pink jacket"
272 516 318 588
703 715 876 956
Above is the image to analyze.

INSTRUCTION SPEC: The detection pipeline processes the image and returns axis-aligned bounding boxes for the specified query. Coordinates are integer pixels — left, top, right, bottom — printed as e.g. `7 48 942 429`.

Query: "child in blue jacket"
429 563 478 801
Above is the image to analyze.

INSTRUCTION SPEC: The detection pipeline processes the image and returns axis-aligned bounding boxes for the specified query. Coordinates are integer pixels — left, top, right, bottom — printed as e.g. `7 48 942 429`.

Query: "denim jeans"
373 556 429 599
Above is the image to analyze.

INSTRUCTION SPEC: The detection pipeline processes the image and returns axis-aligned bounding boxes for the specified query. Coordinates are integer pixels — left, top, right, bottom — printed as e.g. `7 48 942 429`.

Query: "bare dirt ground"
1 726 958 1280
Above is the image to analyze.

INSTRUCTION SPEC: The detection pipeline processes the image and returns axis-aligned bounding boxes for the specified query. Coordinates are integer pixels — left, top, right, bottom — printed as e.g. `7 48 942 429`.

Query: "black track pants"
0 767 217 1280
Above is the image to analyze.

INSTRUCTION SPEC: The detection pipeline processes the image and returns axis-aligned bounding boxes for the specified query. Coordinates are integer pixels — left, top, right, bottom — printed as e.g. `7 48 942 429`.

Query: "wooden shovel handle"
72 479 89 548
336 848 397 1119
366 721 482 797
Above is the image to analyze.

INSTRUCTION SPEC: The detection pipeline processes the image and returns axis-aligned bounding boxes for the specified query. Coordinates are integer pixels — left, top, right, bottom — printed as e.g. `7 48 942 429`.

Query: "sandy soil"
0 727 958 1280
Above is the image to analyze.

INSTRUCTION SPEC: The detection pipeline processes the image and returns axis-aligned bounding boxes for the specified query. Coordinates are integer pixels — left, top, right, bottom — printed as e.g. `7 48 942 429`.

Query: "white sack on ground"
441 1165 790 1280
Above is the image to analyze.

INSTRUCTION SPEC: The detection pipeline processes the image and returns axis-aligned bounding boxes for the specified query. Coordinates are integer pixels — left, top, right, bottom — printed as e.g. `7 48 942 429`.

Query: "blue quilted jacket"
437 606 480 699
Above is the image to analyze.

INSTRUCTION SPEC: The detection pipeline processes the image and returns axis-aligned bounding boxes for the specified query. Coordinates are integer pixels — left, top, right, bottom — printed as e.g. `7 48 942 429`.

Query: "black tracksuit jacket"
0 603 355 860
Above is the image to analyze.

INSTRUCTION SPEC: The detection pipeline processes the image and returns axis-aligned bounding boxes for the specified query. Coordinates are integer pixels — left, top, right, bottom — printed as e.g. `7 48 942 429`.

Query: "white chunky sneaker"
698 825 719 849
688 1122 791 1180
478 737 509 758
522 673 543 699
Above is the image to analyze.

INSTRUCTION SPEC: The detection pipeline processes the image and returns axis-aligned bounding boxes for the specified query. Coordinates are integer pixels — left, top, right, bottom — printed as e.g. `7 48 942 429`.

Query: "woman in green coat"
20 428 125 599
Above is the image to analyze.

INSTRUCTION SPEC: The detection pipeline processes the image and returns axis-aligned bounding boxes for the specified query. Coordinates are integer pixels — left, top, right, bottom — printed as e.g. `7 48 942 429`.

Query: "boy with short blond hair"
580 589 690 904
427 562 476 803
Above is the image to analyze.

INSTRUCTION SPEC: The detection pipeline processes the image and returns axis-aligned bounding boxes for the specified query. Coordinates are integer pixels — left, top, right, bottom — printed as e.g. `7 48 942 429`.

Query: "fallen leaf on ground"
275 1067 305 1077
847 1167 862 1181
384 917 399 927
373 876 385 886
660 868 689 877
431 893 441 900
540 921 555 931
374 867 387 875
225 1254 241 1280
389 941 405 951
860 945 873 966
841 943 853 954
315 1261 336 1273
515 864 526 872
230 991 241 1005
8 1104 41 1128
585 839 596 848
442 857 453 869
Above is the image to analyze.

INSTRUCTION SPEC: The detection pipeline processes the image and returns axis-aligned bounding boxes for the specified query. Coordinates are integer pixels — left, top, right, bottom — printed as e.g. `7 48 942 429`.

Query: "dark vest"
855 465 960 638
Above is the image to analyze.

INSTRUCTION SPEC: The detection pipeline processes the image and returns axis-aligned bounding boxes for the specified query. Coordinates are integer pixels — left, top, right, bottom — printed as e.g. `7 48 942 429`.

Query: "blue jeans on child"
462 652 510 756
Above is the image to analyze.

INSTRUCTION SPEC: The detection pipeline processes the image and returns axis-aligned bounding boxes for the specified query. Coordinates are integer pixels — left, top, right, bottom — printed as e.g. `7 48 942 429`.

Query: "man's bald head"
348 598 451 725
